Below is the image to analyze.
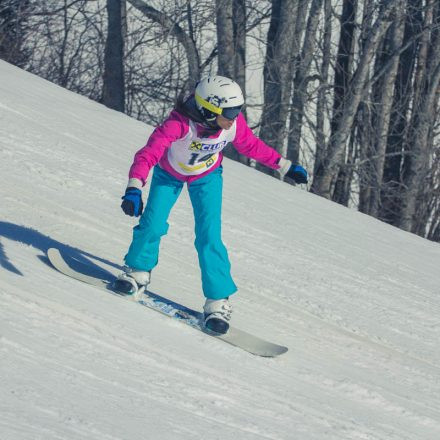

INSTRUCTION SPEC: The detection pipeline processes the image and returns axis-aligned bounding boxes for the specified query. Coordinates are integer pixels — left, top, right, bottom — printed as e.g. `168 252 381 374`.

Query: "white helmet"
195 75 244 122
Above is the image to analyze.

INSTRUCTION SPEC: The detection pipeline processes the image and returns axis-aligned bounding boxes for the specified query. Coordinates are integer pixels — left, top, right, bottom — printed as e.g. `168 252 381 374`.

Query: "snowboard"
46 248 288 357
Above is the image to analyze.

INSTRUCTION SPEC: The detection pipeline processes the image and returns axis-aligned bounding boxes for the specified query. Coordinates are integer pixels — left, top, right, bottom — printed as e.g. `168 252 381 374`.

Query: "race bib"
167 121 236 176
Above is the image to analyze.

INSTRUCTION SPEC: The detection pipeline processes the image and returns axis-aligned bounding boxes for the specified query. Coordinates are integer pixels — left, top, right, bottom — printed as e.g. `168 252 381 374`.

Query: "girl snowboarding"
115 75 308 334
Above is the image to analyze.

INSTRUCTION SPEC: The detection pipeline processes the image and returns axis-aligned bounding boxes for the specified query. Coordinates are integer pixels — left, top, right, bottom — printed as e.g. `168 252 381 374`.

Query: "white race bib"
167 121 236 176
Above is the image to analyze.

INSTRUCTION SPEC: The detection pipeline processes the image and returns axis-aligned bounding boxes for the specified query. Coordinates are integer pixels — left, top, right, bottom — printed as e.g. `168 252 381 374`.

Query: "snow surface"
1 60 440 440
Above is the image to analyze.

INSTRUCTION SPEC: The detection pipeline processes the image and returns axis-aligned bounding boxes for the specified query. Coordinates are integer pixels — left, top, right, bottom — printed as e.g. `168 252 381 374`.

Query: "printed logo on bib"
189 140 227 152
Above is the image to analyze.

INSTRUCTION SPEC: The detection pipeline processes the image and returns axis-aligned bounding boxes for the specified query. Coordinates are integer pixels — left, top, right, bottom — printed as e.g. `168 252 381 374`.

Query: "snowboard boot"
203 298 232 335
113 266 151 298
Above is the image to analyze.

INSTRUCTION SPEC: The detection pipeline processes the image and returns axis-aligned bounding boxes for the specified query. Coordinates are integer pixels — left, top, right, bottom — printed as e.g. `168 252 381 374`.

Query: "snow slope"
1 60 440 440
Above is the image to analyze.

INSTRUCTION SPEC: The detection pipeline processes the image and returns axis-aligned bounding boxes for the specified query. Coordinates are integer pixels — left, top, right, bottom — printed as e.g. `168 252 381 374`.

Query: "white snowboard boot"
113 266 151 298
203 298 232 334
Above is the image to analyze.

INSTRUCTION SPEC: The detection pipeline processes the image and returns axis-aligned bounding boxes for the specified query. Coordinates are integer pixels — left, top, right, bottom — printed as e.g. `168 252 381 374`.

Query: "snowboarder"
115 75 308 334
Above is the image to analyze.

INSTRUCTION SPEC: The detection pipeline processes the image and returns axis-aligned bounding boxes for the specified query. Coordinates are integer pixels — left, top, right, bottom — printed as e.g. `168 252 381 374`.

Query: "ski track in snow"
1 61 440 440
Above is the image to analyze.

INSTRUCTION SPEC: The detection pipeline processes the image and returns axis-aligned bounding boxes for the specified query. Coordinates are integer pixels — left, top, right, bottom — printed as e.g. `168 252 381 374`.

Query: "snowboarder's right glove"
121 187 143 217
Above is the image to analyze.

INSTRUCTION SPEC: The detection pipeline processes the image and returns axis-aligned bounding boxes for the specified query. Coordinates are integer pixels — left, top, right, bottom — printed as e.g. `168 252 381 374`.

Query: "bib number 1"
188 153 215 168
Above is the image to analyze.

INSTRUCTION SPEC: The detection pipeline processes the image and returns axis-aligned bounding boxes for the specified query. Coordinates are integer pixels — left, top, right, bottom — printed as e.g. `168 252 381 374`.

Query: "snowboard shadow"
0 221 123 278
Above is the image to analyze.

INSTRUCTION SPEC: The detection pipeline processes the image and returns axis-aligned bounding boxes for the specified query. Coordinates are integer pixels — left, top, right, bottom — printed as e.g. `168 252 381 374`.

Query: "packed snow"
1 60 440 440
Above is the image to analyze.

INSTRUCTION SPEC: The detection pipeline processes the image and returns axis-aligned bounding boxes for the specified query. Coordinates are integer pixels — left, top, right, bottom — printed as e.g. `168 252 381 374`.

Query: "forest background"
1 0 439 241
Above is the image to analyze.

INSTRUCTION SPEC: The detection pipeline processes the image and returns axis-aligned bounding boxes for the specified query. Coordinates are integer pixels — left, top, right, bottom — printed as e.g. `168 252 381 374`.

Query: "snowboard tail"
46 248 288 357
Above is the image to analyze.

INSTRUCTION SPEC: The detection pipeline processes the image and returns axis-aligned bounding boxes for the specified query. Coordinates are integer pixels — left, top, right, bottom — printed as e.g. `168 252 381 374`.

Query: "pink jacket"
129 110 282 185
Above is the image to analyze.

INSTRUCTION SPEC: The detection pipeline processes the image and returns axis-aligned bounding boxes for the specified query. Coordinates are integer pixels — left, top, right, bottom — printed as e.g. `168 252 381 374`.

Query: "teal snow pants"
124 166 237 300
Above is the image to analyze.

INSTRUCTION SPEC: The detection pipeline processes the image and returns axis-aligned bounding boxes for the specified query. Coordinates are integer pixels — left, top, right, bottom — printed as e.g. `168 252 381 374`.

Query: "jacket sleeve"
232 113 282 169
128 110 189 185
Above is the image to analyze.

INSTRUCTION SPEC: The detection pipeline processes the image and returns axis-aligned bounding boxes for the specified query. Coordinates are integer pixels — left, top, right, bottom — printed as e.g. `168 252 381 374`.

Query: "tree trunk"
360 1 405 217
216 0 234 79
353 0 374 212
102 0 126 112
233 0 246 97
426 134 440 241
216 0 249 165
329 0 357 204
313 0 358 199
258 0 300 166
380 0 421 225
417 82 440 240
0 0 32 68
311 0 397 199
287 0 324 165
398 1 440 231
314 0 332 179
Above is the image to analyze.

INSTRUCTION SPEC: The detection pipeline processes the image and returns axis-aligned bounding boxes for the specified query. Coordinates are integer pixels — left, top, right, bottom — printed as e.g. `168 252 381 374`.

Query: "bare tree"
11 0 440 241
24 1 106 99
287 0 324 166
0 0 33 67
359 0 405 217
314 0 332 180
258 0 302 164
233 0 246 96
215 0 249 164
216 0 234 79
424 135 440 241
330 0 358 205
311 0 398 199
127 0 200 91
398 0 440 231
102 0 126 112
379 0 420 225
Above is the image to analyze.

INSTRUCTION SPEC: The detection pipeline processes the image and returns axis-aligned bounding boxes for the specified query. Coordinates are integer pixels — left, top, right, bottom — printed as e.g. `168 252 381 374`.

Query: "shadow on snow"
0 221 123 279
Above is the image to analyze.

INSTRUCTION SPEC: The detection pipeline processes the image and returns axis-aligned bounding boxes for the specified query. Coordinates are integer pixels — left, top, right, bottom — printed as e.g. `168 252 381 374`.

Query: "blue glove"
286 164 308 184
121 187 143 217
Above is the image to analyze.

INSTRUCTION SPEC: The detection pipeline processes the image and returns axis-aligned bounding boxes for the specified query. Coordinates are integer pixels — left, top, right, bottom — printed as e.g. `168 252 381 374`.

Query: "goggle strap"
195 94 223 115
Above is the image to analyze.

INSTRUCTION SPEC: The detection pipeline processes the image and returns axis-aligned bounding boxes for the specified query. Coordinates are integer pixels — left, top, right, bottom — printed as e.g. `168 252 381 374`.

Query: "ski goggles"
195 94 242 120
221 105 242 120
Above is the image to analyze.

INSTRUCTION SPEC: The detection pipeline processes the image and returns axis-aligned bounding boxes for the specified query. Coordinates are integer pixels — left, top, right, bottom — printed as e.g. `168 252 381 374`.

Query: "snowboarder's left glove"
287 164 308 184
121 187 143 217
277 158 308 184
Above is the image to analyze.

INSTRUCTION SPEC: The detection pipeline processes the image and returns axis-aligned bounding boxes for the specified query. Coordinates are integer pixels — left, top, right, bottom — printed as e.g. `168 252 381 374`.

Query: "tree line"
1 0 439 241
